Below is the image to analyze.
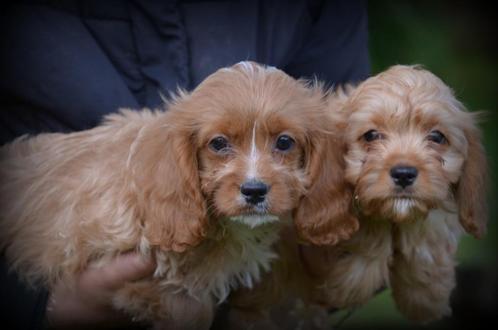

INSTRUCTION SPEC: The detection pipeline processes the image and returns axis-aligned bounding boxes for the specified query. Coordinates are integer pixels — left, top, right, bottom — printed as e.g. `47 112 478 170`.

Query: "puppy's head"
344 65 487 238
132 62 358 251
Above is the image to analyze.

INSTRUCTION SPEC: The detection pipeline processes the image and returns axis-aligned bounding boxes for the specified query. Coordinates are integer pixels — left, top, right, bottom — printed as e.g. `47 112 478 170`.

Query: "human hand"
45 253 156 329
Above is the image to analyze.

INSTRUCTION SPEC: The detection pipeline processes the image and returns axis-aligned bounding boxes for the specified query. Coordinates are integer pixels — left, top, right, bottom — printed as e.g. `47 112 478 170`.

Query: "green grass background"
334 2 497 329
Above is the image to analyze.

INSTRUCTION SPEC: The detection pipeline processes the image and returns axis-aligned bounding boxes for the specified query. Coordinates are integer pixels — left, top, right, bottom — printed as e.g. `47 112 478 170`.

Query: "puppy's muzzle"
240 180 269 204
390 165 418 188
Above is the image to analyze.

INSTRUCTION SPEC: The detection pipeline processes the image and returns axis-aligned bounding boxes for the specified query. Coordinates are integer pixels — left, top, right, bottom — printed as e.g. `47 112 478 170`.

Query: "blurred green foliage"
339 2 497 329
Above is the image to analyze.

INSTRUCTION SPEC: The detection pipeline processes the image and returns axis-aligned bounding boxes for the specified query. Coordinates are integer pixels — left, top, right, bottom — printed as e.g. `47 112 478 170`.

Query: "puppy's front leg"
317 221 392 308
390 213 461 323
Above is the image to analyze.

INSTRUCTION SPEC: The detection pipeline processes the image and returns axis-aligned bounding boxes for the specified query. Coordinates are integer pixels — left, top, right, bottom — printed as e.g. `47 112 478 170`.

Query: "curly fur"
0 62 354 328
226 65 488 329
226 86 359 330
319 65 488 323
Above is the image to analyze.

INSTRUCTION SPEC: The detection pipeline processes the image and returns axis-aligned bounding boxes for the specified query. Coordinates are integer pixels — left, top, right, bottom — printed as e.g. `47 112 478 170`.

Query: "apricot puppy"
0 62 355 328
320 65 487 323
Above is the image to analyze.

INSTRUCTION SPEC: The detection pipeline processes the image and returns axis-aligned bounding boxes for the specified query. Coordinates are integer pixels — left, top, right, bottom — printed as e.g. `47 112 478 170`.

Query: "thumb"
81 253 156 291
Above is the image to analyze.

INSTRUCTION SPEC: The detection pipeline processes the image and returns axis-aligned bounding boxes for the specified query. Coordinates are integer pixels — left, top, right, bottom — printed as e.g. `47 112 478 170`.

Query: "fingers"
80 253 156 292
47 253 156 328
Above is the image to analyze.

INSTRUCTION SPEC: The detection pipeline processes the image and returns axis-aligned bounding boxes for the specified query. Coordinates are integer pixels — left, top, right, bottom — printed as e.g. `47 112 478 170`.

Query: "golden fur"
226 87 357 330
227 65 488 328
318 65 488 323
0 62 357 328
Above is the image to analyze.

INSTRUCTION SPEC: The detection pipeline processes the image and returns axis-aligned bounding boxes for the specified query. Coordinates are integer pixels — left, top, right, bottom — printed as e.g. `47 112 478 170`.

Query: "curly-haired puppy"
0 62 356 329
223 87 359 330
318 65 488 323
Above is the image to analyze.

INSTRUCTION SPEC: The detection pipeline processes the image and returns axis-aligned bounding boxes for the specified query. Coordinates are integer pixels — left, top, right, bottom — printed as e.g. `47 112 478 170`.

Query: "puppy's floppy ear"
457 123 488 238
130 107 208 253
294 130 359 246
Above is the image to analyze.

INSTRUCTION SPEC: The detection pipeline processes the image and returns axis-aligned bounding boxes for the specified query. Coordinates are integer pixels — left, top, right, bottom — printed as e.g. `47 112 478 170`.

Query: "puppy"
225 87 358 330
0 62 356 328
317 65 488 323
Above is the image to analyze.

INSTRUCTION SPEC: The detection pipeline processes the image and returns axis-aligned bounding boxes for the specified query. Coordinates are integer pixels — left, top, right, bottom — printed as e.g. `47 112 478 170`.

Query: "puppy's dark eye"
363 129 382 142
427 130 447 144
275 134 295 152
209 136 231 153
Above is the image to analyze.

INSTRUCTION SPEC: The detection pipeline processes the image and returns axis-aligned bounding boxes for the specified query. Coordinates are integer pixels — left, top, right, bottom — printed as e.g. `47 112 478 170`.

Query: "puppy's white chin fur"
392 198 416 216
229 214 280 228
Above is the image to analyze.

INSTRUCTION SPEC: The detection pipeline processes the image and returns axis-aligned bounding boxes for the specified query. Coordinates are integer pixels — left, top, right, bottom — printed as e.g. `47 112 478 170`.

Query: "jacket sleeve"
0 2 139 139
0 256 49 330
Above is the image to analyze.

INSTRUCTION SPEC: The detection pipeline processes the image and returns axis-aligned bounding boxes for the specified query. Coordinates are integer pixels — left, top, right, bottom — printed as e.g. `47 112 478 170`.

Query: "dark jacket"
0 1 370 328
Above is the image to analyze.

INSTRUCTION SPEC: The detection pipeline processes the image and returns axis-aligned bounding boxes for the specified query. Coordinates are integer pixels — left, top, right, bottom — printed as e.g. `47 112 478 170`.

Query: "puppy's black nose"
240 180 268 204
390 166 418 188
